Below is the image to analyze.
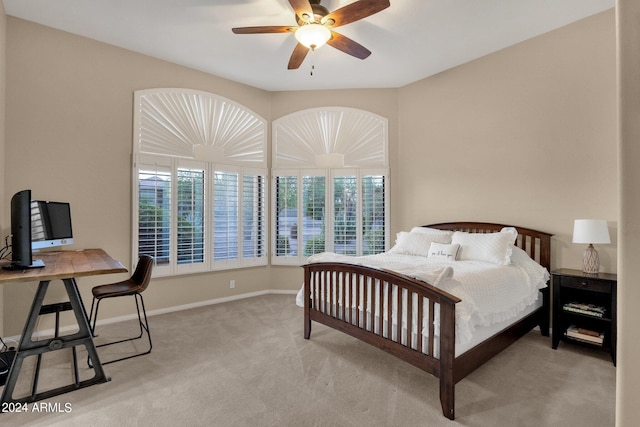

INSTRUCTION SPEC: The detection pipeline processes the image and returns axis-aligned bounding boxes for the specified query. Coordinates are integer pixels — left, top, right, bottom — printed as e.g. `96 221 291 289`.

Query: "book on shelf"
562 302 606 318
566 325 604 345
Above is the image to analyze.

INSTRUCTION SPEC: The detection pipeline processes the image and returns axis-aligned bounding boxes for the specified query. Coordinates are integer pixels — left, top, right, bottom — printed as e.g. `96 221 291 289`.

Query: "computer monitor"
31 200 74 250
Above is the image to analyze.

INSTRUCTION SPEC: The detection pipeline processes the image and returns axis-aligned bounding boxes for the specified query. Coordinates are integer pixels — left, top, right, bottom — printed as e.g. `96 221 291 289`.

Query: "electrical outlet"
230 280 235 289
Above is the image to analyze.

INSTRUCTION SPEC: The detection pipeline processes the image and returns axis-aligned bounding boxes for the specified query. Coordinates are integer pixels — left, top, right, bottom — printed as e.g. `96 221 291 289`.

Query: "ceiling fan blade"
327 31 371 59
288 43 310 69
289 0 314 22
323 0 390 28
232 26 296 34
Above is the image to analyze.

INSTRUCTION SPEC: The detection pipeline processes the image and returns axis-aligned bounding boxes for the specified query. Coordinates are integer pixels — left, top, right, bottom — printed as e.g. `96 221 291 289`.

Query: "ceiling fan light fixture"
294 23 331 50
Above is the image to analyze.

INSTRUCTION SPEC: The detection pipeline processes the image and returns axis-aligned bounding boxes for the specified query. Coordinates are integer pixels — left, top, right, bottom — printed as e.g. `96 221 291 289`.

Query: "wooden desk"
0 249 127 405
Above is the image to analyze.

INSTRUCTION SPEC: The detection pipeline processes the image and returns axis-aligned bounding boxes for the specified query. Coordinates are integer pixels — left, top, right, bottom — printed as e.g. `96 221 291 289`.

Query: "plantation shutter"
176 166 206 268
242 172 266 262
272 107 390 265
133 89 267 276
274 175 298 259
333 174 358 255
213 170 239 264
362 174 386 255
138 163 172 269
301 175 326 257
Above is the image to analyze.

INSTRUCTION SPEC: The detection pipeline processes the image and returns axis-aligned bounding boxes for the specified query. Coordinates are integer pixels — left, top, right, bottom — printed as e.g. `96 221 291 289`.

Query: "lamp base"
582 244 600 274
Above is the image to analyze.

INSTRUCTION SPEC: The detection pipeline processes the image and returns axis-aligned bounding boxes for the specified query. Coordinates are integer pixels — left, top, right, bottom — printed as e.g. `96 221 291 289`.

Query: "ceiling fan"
232 0 391 70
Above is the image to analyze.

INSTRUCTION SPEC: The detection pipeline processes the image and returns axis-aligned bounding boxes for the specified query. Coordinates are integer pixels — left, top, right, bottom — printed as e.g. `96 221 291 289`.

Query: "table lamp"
572 219 611 273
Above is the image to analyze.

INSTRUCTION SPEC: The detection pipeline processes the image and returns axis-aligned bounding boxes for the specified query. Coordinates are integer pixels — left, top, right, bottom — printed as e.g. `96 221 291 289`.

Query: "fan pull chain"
309 49 316 76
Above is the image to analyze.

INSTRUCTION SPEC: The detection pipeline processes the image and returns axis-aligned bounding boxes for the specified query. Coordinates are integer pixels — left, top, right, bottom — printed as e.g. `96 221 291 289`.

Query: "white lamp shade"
572 219 611 244
294 23 331 49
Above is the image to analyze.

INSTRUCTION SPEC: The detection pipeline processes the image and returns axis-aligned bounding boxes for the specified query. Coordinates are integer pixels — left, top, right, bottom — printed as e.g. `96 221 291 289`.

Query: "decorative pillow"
409 226 453 242
389 231 451 257
451 227 518 265
427 242 460 261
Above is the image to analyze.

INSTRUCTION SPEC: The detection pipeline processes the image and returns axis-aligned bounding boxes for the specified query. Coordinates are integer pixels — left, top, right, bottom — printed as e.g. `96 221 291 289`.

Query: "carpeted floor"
0 294 615 426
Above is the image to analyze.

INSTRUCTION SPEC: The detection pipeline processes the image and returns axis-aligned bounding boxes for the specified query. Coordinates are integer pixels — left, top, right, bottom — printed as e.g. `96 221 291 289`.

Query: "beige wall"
0 4 6 335
398 10 617 273
617 1 640 425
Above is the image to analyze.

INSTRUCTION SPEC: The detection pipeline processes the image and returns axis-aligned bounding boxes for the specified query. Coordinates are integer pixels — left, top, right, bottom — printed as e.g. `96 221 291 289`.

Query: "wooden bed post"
439 300 456 420
304 267 312 339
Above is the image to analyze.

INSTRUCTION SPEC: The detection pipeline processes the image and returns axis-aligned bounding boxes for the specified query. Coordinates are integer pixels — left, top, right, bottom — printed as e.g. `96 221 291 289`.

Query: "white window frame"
271 168 389 265
132 89 267 277
133 155 268 277
271 107 390 266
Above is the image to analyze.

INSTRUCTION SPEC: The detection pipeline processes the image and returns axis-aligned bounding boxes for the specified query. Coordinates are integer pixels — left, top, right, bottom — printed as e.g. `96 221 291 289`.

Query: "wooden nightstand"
551 269 617 365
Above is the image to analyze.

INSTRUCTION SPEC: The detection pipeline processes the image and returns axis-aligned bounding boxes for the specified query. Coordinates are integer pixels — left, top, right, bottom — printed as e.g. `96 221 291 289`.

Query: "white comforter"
296 248 549 344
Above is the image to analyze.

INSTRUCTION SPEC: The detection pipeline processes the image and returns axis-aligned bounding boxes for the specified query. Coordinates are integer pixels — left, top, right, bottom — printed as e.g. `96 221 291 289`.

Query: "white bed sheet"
297 249 549 346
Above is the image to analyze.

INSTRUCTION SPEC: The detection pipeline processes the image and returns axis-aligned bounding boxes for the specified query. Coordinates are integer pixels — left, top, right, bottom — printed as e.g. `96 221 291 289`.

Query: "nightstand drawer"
561 276 611 293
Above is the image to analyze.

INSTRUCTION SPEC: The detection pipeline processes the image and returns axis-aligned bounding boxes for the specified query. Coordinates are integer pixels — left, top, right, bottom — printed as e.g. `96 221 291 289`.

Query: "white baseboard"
4 289 298 344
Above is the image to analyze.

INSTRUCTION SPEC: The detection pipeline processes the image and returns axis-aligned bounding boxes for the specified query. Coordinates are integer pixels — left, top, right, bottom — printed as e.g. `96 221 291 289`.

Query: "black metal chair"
88 255 154 365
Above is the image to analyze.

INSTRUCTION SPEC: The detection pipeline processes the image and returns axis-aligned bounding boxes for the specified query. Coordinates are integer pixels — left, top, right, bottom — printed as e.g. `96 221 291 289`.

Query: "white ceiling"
2 0 613 92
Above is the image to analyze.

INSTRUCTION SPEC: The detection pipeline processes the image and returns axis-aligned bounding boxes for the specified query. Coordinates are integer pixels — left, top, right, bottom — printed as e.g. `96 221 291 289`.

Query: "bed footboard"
303 262 461 420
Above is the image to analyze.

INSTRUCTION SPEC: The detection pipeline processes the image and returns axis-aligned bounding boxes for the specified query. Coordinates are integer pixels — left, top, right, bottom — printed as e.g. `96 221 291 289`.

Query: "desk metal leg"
1 278 110 405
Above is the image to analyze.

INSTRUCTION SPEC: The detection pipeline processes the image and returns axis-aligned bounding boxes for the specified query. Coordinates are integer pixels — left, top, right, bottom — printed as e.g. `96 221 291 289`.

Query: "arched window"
133 89 267 276
272 107 389 265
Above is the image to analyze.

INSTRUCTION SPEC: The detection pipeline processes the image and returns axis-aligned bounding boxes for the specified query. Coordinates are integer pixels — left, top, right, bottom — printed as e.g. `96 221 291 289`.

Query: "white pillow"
409 227 453 242
389 231 451 257
427 242 460 261
451 227 518 265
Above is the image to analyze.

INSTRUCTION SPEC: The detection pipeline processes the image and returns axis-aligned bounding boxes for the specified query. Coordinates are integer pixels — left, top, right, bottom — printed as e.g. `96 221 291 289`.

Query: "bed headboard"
425 222 552 271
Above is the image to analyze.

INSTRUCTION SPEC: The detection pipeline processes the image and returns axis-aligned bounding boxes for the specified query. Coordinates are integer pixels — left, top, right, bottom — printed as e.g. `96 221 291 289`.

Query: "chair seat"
92 279 141 299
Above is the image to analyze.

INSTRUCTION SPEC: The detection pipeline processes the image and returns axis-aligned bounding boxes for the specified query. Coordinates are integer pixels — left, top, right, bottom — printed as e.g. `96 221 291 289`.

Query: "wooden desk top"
0 249 127 283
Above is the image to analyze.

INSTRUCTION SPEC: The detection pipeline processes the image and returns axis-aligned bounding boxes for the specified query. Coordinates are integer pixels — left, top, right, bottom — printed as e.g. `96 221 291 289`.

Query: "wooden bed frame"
303 222 552 420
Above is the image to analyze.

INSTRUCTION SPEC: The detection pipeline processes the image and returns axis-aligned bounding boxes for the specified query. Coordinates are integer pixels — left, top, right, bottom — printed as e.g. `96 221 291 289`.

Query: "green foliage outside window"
304 236 325 257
